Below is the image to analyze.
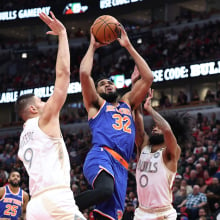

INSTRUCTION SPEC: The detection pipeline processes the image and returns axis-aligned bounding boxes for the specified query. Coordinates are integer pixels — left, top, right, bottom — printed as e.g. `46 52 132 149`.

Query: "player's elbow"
147 72 154 83
57 66 70 78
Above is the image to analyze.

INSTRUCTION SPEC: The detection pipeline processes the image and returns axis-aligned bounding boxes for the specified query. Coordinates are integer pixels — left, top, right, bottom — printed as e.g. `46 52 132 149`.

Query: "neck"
151 144 164 153
110 101 118 107
8 184 19 194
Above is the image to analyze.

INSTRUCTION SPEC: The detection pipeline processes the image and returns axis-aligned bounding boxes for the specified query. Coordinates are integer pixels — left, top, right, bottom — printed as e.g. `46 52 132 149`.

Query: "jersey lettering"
137 160 158 173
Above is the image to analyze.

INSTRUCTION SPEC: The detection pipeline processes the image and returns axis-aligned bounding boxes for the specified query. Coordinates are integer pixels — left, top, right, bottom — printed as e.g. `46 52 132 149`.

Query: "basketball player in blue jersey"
75 24 154 220
0 169 29 220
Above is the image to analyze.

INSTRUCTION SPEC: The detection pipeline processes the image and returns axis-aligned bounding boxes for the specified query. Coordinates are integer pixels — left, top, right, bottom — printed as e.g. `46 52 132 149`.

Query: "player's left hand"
117 25 131 48
144 88 153 111
39 11 66 36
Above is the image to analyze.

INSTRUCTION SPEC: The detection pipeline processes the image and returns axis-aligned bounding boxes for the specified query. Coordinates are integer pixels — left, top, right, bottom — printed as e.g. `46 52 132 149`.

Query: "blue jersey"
89 100 135 161
0 185 23 220
84 100 135 219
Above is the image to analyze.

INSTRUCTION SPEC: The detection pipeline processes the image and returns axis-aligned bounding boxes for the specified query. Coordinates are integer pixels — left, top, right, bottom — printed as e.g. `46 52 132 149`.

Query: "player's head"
149 125 164 145
8 169 21 187
15 93 45 121
95 76 118 103
149 112 193 147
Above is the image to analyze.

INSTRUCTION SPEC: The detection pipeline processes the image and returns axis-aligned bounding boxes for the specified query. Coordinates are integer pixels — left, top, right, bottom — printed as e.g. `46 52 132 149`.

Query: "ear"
29 105 38 114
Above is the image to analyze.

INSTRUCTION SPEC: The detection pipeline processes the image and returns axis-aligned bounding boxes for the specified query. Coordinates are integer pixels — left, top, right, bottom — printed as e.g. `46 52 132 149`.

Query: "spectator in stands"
191 90 200 102
196 207 212 220
208 159 218 176
195 163 204 179
179 179 193 195
203 171 213 187
207 144 217 161
205 177 220 212
216 84 220 106
159 91 172 108
122 202 135 220
187 170 198 187
177 91 188 105
173 186 188 214
213 202 220 220
177 185 207 219
204 90 215 103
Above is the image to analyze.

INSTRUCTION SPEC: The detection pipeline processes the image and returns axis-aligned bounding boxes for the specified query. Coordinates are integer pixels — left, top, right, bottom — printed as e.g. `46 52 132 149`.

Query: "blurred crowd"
0 5 220 220
0 17 220 92
0 110 220 219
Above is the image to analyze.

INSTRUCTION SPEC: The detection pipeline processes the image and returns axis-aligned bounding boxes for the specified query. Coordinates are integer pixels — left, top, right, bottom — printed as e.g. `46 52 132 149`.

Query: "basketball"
91 15 121 44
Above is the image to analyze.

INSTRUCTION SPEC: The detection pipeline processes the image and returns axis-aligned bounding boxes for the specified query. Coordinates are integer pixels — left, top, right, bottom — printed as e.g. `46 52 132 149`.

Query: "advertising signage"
0 60 219 104
0 6 51 21
100 0 143 9
153 60 220 82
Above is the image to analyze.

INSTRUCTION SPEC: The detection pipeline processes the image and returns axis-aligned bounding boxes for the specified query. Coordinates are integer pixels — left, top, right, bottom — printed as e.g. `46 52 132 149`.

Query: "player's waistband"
103 146 128 170
139 204 173 213
31 185 70 198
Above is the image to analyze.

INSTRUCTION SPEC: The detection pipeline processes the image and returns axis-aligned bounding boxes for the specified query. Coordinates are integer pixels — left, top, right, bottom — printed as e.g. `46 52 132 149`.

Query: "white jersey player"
133 88 192 220
16 11 85 220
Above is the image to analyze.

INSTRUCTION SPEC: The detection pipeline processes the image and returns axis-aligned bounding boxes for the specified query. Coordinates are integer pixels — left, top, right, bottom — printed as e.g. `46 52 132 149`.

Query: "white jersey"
18 117 71 196
136 146 176 208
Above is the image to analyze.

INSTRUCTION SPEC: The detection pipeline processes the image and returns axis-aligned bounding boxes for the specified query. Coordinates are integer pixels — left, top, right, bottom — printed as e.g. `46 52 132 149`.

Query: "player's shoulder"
0 186 6 198
22 190 29 200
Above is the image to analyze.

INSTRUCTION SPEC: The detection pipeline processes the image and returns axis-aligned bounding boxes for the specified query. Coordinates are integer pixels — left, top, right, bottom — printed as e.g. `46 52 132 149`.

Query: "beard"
99 91 118 103
149 133 164 146
9 180 20 187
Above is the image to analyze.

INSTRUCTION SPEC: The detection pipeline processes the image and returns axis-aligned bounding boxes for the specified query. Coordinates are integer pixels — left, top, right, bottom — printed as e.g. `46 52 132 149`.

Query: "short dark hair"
15 93 35 118
9 168 21 178
94 74 113 88
150 111 194 146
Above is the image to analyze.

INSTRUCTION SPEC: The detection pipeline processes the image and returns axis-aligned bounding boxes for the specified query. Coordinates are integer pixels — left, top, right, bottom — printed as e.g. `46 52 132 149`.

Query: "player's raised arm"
134 104 149 158
131 67 149 156
38 11 70 122
79 31 105 117
118 27 154 110
144 89 181 171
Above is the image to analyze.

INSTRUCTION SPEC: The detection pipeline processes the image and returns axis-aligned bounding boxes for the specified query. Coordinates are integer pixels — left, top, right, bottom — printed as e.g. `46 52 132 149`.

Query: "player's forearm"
134 106 145 147
56 31 70 77
80 44 96 77
126 44 153 82
197 202 207 208
147 107 171 132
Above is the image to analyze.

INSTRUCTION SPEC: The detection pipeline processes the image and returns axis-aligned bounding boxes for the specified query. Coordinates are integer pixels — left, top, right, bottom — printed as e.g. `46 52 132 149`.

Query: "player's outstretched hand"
144 88 154 111
117 25 131 48
39 11 66 36
89 27 108 49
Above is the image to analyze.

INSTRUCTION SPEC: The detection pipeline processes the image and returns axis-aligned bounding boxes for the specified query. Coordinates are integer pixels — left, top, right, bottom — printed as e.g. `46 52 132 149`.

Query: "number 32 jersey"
89 100 135 161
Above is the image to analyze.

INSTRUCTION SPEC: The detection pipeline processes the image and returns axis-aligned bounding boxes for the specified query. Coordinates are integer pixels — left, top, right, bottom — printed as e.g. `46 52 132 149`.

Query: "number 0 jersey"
0 185 23 219
18 117 71 196
136 147 176 208
89 100 135 161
